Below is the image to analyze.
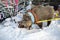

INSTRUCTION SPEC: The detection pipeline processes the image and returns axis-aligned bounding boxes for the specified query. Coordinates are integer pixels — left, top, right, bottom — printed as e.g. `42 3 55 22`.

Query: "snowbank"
0 19 60 40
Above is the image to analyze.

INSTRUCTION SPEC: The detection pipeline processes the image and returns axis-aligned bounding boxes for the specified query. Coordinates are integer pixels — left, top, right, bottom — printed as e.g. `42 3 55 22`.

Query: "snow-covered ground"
0 2 60 40
0 19 60 40
22 20 60 40
0 9 60 40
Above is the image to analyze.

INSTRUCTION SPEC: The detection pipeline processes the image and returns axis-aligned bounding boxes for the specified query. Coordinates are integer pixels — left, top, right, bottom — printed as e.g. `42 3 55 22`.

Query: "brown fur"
18 13 32 29
31 5 54 28
18 5 54 29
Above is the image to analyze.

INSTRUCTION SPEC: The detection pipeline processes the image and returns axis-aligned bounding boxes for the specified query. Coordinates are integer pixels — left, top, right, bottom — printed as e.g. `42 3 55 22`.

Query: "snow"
26 4 31 10
22 20 60 40
0 14 60 40
1 2 60 40
0 20 60 40
30 24 40 29
12 12 23 22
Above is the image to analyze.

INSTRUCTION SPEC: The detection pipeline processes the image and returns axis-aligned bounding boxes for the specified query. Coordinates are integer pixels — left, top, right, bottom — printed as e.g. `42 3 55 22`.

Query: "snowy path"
0 20 60 40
